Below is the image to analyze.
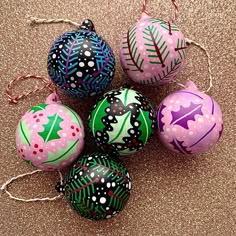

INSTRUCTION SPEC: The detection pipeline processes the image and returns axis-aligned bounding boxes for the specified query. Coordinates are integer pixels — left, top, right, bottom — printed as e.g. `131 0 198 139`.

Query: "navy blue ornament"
48 19 115 98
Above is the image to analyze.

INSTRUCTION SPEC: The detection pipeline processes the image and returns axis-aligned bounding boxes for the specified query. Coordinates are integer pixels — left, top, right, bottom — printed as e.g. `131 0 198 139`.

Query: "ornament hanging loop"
142 0 179 23
26 15 81 28
6 74 57 104
185 38 213 93
142 0 151 16
1 170 63 202
170 0 178 23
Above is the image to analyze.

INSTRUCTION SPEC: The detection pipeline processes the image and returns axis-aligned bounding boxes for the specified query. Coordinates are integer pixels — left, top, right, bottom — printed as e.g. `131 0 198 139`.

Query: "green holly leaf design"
115 88 141 106
38 114 64 143
30 104 48 114
137 110 153 144
43 139 79 166
24 159 35 167
18 120 33 146
107 111 131 144
61 105 82 127
89 98 110 136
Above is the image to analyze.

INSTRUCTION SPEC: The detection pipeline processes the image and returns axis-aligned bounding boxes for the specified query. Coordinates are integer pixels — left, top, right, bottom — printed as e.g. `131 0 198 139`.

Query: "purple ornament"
156 81 223 155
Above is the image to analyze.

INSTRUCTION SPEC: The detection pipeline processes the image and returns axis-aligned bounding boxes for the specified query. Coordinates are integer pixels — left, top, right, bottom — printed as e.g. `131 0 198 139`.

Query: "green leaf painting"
122 25 144 72
43 139 79 166
30 104 48 114
68 163 128 209
18 120 33 146
115 88 141 106
175 39 186 59
63 153 131 220
137 110 153 144
89 157 122 174
24 159 35 167
107 111 131 144
139 58 181 84
143 25 170 67
108 186 129 209
89 98 110 136
38 114 64 143
148 19 179 32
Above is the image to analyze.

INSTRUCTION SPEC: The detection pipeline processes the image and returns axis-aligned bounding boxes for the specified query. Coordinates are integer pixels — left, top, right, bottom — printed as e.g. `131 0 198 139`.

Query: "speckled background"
0 0 235 235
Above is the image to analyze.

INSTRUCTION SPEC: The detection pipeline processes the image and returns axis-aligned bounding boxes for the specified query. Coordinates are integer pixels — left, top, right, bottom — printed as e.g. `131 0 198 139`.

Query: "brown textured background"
0 0 236 235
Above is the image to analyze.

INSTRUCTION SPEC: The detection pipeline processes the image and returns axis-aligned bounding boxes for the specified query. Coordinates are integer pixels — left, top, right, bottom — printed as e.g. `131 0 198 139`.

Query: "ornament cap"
79 19 96 32
45 93 62 105
185 80 198 91
140 12 151 20
55 181 65 194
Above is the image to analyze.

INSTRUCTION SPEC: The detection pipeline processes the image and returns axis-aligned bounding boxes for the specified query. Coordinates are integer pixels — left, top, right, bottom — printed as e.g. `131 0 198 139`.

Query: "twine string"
26 15 81 28
173 81 186 89
6 74 56 104
1 170 63 202
185 38 213 93
170 0 179 23
142 0 178 23
142 0 151 16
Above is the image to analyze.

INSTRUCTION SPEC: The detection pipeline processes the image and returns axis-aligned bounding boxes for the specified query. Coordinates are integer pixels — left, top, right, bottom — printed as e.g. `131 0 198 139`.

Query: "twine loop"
185 38 213 93
1 170 63 202
142 0 151 16
6 74 57 104
26 15 81 28
173 38 213 93
142 0 179 23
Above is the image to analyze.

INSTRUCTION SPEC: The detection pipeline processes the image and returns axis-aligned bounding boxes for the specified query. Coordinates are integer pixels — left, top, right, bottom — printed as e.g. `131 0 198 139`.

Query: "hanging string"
185 38 213 93
1 170 63 202
6 74 56 104
170 0 179 23
142 0 178 23
26 15 81 28
173 81 186 89
142 0 151 16
173 38 213 92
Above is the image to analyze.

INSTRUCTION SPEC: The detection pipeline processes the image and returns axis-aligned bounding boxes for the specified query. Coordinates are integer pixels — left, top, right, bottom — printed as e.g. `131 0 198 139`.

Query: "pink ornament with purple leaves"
120 12 186 85
15 93 85 171
156 81 223 154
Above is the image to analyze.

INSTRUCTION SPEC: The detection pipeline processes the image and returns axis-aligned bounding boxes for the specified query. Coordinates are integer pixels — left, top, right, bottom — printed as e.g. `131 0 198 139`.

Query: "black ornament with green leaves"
56 152 131 220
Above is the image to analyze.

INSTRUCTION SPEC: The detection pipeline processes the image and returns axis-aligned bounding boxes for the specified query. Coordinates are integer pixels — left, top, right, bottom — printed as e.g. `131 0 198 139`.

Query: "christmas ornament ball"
120 13 186 85
56 152 131 220
156 81 223 154
48 19 115 98
88 87 155 155
15 93 85 171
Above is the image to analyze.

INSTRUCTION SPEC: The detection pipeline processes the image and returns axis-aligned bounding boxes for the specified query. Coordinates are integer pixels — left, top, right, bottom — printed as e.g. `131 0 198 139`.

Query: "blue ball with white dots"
48 19 115 98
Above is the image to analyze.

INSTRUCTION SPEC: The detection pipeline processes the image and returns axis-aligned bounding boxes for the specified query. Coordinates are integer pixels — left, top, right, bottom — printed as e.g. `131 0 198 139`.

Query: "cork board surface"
0 0 235 235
